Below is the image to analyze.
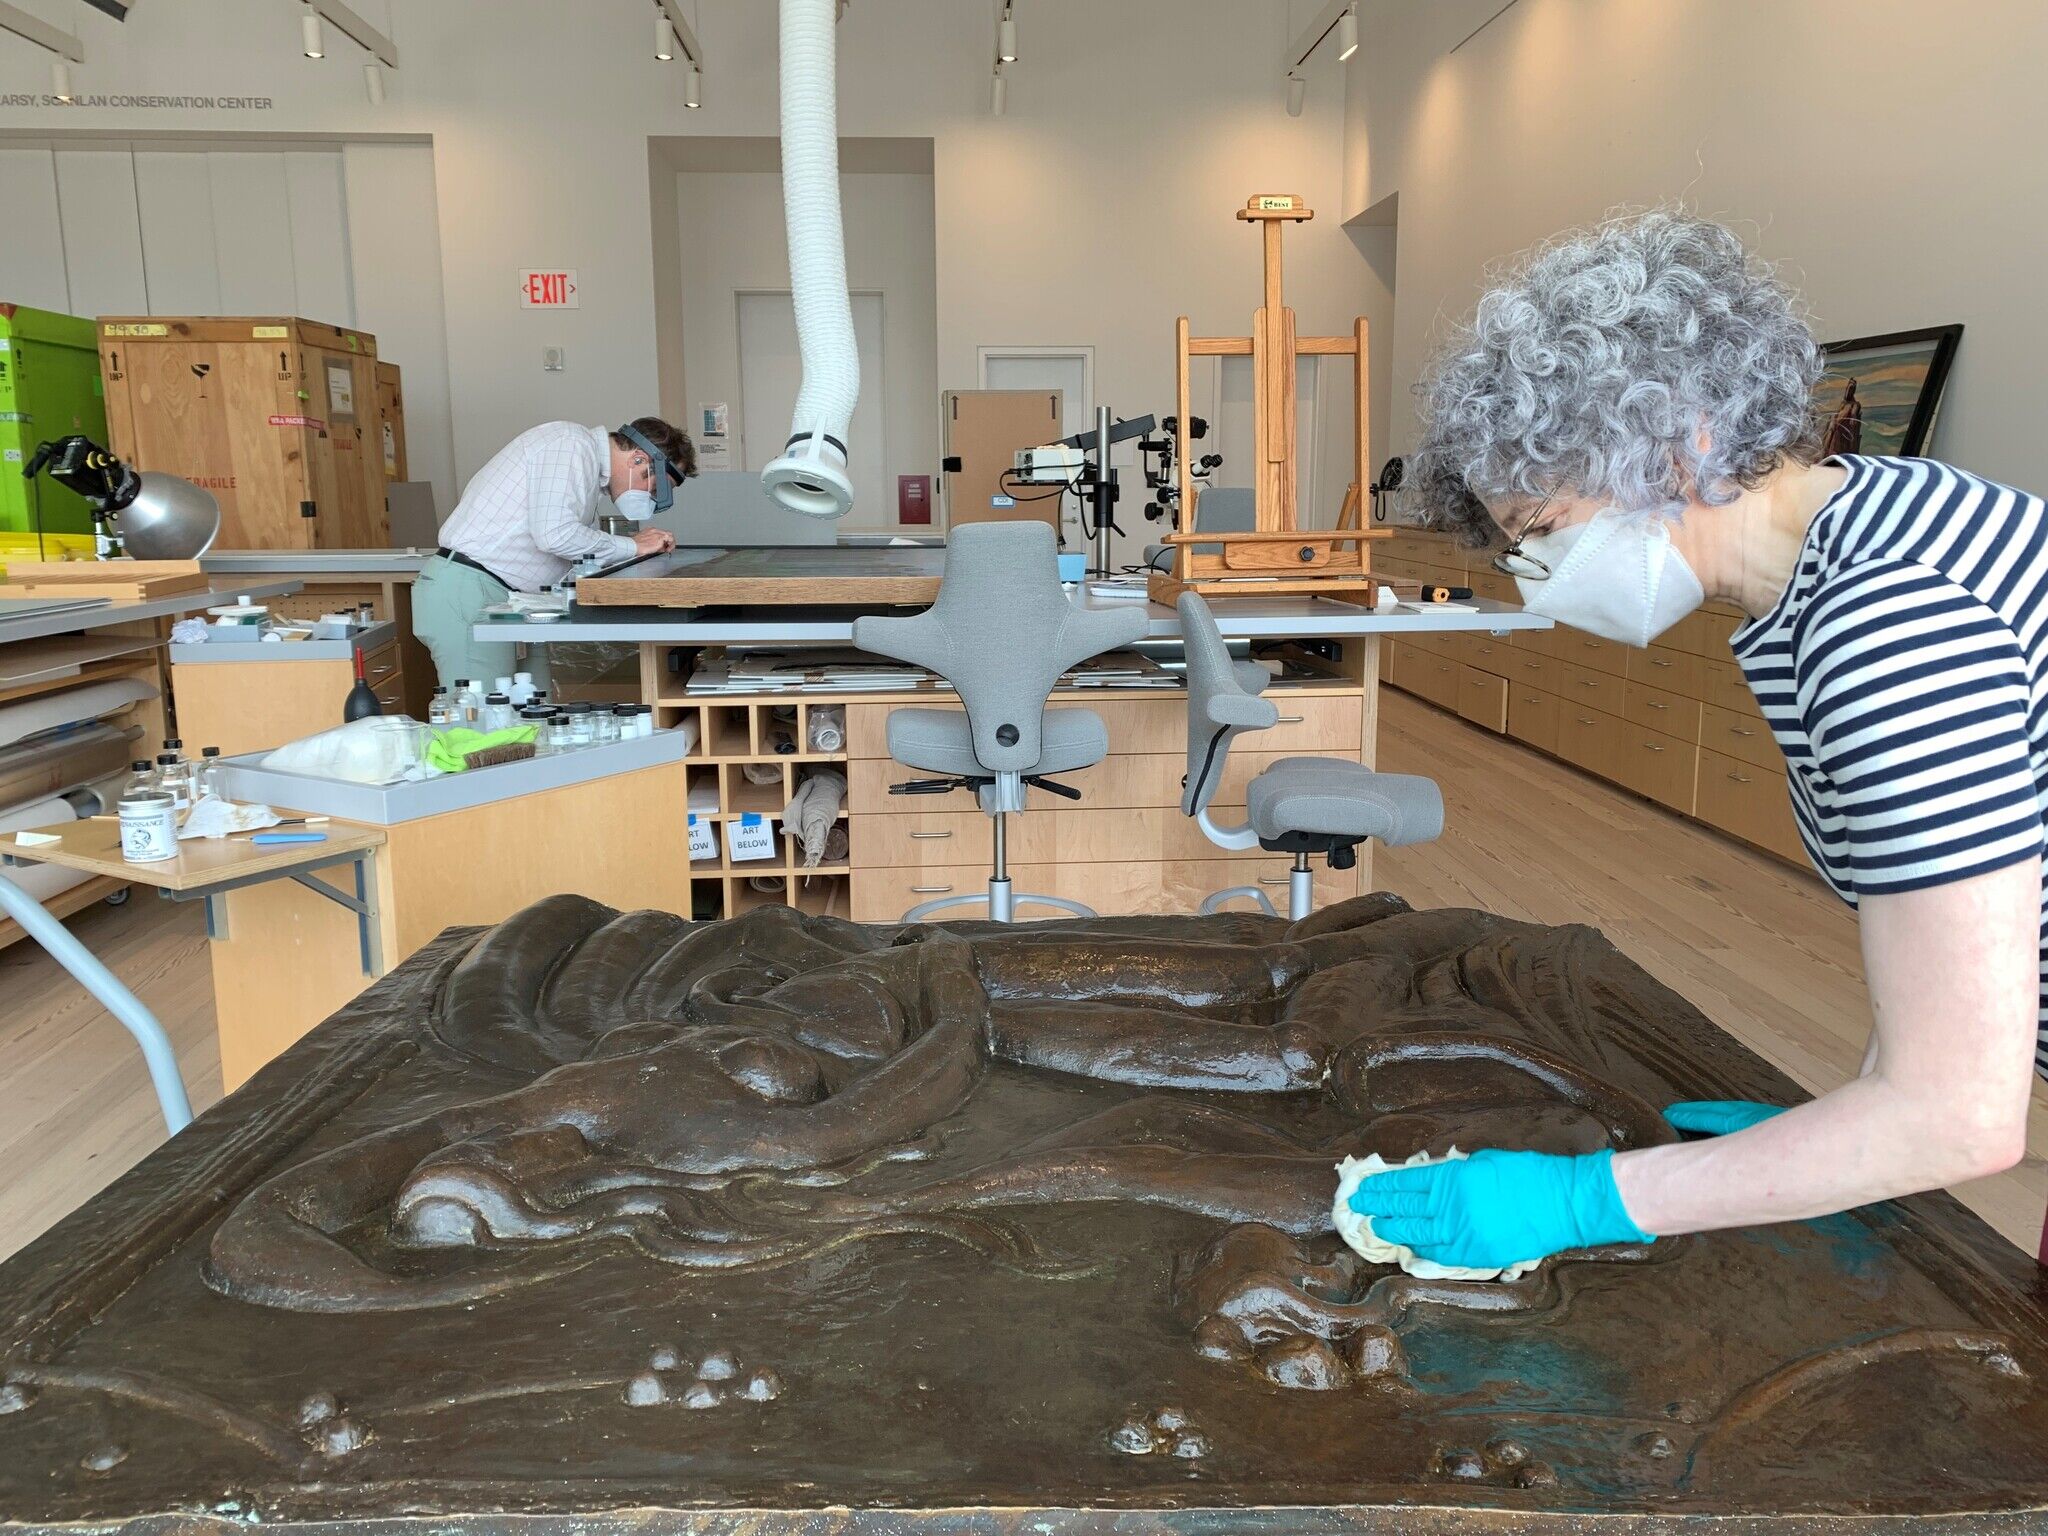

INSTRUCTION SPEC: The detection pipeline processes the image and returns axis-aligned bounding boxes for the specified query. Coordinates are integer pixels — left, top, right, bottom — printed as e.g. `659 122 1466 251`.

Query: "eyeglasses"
1492 495 1555 580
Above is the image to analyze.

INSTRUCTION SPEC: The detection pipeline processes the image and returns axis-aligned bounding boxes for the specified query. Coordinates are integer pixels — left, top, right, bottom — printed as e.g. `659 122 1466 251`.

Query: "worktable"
170 620 404 758
0 816 385 1132
202 551 432 715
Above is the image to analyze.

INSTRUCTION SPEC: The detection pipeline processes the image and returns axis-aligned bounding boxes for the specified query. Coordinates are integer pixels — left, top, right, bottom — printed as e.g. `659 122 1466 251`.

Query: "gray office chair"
1178 591 1444 920
854 522 1148 922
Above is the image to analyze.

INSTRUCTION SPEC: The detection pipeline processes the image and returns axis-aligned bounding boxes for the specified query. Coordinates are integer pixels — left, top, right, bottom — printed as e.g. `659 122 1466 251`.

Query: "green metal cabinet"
0 303 108 535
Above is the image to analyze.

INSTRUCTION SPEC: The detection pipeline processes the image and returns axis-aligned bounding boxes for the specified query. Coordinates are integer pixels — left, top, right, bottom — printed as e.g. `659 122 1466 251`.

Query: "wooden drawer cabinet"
1702 659 1762 717
1623 679 1702 744
1505 647 1561 694
1700 703 1783 771
1411 650 1463 711
1557 629 1629 678
846 694 1359 762
1555 703 1624 774
1456 665 1508 732
851 811 999 867
1662 605 1743 660
852 857 1354 924
1629 642 1705 699
1468 570 1517 605
1507 686 1559 755
850 750 1299 816
1697 748 1805 862
1558 659 1626 717
1463 634 1516 676
1613 719 1698 815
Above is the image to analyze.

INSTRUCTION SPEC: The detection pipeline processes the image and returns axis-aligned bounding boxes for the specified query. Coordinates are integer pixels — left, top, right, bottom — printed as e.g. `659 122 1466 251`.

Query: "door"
941 390 1063 529
981 348 1090 537
736 290 886 522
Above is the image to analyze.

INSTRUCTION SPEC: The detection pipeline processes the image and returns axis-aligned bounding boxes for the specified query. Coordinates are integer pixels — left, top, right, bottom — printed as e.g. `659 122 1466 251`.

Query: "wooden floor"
1 687 2042 1263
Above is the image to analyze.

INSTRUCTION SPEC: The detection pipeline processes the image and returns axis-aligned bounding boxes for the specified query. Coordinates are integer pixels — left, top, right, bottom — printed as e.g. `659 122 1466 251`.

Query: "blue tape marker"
742 813 763 826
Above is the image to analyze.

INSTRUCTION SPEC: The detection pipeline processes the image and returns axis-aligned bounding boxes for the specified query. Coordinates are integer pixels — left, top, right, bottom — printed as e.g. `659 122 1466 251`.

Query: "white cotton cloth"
782 770 847 867
1331 1147 1541 1283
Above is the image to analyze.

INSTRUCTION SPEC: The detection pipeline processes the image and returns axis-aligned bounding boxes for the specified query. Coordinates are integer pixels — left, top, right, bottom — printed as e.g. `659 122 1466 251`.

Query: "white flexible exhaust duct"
763 0 860 519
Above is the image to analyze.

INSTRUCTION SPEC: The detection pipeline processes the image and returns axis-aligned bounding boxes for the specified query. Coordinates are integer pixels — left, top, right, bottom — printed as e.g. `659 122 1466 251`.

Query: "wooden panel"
1556 628 1629 678
1557 658 1625 717
310 346 388 547
0 815 383 893
1702 658 1763 718
1407 649 1463 711
1554 702 1624 776
170 655 354 757
1662 605 1743 660
1629 642 1706 700
852 811 998 868
582 547 947 608
1463 633 1515 677
376 361 409 481
1612 719 1698 815
211 862 379 1091
1696 748 1806 863
379 762 691 961
942 388 1063 528
1455 665 1507 733
1507 685 1559 755
1503 647 1560 694
1622 679 1703 744
1701 702 1785 771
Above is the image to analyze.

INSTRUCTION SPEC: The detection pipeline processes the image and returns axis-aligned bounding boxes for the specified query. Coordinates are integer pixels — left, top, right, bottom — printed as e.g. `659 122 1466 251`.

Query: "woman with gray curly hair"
1348 210 2041 1276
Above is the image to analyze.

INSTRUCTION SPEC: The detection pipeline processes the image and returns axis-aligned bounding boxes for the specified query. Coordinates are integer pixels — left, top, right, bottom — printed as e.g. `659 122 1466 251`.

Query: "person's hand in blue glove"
1345 1148 1653 1271
1663 1101 1787 1136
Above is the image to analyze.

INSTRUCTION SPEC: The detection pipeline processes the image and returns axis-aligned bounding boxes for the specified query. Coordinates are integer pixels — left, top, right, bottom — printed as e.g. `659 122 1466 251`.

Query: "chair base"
1197 860 1314 922
904 877 1099 924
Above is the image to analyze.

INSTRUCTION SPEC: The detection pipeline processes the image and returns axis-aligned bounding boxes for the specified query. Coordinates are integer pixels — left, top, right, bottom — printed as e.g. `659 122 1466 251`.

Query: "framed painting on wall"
1813 324 1963 458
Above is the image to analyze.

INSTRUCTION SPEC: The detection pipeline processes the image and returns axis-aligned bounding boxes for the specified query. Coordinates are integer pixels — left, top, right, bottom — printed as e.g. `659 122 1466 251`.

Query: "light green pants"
411 556 553 697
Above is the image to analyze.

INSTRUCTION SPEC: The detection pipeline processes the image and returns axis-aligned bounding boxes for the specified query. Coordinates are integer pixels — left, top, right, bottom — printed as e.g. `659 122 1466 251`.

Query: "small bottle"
196 746 224 803
427 688 457 727
452 679 481 726
483 692 515 731
564 701 595 746
545 709 575 752
154 752 190 812
520 705 555 752
509 671 537 707
343 647 382 723
124 760 156 798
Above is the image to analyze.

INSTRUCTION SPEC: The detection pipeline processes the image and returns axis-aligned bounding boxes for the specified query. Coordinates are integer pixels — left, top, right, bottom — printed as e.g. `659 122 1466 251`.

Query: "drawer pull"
1650 658 1673 669
909 831 953 840
1728 772 1753 784
1729 727 1756 738
1643 743 1665 753
910 884 953 895
1645 700 1668 710
1258 876 1289 886
1575 716 1596 726
368 664 396 678
1277 714 1305 724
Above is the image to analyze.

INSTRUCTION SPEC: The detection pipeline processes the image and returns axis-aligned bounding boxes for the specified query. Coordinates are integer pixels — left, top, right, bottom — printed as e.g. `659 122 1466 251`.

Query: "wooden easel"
1148 194 1385 603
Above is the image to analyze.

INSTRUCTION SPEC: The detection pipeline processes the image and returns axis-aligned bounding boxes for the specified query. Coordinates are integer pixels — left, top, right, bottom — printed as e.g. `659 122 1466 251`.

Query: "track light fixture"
990 67 1006 116
683 61 702 107
1336 7 1358 61
52 56 72 101
1285 73 1306 116
364 59 385 102
997 9 1016 63
655 12 676 60
301 5 324 58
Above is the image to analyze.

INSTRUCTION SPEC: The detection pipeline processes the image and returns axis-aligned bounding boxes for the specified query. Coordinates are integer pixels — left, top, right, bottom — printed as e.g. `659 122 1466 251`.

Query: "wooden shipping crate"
375 360 408 483
97 316 389 552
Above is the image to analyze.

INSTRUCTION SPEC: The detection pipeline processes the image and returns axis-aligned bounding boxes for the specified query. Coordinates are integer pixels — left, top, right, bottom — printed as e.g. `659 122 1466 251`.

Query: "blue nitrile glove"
1663 1100 1787 1136
1346 1148 1653 1271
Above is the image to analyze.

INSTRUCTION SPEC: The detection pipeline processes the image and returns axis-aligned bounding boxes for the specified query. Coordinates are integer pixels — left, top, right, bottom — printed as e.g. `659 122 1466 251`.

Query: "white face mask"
612 488 657 522
1513 508 1704 648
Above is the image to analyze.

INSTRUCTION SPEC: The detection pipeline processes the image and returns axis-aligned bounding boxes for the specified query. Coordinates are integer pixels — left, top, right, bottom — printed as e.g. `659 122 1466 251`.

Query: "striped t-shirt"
1730 455 2048 1075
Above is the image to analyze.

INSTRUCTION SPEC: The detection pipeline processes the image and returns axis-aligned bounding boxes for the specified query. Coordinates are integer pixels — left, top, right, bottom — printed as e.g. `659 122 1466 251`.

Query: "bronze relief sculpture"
4 892 2048 1532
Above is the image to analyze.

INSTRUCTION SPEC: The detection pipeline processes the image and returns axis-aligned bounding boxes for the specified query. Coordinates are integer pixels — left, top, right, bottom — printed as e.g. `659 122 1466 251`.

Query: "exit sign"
519 270 579 309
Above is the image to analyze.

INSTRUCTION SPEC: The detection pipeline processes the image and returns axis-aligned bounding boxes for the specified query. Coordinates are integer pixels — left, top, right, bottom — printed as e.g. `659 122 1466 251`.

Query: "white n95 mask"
1513 509 1705 648
612 489 657 522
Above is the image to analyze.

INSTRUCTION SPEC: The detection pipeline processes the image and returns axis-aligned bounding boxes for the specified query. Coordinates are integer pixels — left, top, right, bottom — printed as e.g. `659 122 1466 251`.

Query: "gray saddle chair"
853 522 1148 922
1177 591 1445 920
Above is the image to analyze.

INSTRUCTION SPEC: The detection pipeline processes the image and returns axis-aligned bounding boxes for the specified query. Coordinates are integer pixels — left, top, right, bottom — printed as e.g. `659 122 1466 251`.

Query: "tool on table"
229 817 329 838
343 646 382 723
250 832 328 846
1383 581 1474 603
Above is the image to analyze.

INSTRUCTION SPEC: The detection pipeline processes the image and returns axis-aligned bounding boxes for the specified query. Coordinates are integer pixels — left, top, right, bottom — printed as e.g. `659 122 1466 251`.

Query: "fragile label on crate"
687 814 716 862
102 323 168 337
268 414 327 430
252 326 289 339
725 812 776 863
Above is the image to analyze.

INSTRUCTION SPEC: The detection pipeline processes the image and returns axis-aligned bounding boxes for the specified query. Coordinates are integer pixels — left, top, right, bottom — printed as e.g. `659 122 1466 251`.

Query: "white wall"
675 166 938 532
1344 0 2048 492
0 0 1369 560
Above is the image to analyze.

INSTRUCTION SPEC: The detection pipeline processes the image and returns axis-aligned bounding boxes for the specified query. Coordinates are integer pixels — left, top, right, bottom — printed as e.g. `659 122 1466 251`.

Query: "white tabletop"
0 578 303 647
475 594 1552 645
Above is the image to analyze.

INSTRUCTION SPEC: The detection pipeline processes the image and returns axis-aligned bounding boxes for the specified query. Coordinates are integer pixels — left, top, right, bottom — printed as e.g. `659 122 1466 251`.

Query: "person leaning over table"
1347 209 2039 1270
412 417 696 693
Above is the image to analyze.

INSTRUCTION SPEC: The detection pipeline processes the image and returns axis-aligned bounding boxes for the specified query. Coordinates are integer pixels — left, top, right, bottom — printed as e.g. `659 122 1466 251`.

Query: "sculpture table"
3 893 2046 1533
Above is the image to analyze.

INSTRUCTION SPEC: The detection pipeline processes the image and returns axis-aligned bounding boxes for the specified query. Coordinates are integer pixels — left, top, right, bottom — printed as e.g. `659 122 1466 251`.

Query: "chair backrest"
853 522 1147 773
1177 591 1279 815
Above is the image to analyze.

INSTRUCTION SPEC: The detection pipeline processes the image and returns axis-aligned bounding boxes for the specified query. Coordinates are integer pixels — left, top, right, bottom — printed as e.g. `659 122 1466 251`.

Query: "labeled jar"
118 790 179 864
